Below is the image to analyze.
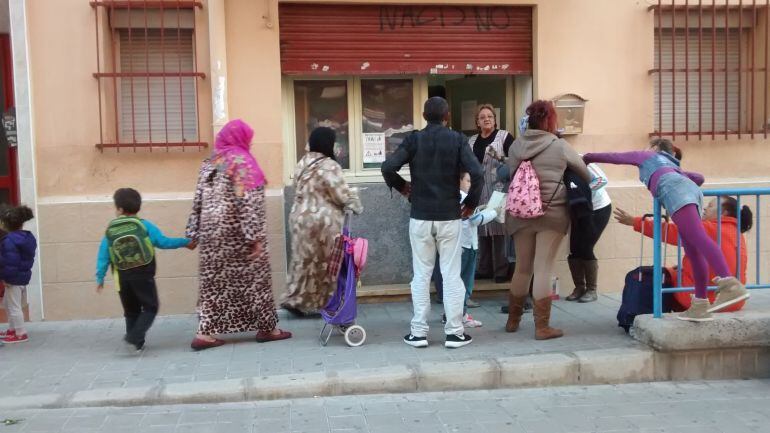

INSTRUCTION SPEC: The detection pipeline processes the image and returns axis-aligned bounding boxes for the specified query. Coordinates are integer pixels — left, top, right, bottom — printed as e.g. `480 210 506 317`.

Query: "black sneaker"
445 333 473 348
403 334 428 348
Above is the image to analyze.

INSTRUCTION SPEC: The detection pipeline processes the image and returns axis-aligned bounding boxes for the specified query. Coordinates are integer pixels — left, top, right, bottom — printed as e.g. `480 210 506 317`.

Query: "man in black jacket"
381 97 483 349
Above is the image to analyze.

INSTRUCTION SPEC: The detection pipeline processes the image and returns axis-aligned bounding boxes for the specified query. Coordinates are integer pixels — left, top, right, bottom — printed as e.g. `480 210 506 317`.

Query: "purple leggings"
671 204 731 299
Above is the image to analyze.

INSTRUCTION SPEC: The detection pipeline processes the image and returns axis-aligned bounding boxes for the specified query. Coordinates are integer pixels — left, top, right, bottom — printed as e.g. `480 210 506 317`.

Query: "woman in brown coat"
504 101 592 340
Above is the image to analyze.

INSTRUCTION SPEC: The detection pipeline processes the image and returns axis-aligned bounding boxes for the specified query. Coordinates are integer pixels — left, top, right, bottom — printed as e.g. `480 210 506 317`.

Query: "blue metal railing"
652 188 770 318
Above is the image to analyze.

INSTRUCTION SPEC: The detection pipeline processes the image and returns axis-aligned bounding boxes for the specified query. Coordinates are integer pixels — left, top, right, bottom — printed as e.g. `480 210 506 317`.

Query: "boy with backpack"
96 188 194 353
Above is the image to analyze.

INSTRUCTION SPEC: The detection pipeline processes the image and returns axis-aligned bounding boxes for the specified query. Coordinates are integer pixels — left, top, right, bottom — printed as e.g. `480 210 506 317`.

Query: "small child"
0 205 37 344
96 188 194 353
442 172 498 328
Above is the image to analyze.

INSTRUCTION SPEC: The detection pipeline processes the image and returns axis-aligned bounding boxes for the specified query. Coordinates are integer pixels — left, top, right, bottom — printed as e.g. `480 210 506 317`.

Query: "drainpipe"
208 0 228 134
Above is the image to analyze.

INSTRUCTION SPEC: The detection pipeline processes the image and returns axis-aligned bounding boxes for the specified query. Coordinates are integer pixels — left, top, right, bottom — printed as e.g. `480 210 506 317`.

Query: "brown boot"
565 258 586 301
579 260 599 303
533 297 564 340
505 292 528 332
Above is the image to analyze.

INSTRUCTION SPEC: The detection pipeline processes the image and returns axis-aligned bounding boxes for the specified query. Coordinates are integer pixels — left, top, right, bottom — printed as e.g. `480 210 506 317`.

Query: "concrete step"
0 347 661 410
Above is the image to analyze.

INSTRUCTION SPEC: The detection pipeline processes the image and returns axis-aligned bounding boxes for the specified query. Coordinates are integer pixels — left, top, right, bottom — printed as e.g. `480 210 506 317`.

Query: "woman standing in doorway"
470 105 514 288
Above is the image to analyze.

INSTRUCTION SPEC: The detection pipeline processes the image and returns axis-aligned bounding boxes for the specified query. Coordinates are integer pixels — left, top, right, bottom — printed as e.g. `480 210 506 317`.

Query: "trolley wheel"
343 325 366 347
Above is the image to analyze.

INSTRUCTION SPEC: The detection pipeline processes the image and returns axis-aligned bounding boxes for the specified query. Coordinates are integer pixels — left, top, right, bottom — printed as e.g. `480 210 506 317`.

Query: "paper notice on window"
362 133 386 164
461 100 478 131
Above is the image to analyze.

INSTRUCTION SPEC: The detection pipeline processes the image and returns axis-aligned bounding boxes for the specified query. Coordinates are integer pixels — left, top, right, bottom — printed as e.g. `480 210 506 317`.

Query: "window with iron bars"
651 1 770 140
92 1 206 150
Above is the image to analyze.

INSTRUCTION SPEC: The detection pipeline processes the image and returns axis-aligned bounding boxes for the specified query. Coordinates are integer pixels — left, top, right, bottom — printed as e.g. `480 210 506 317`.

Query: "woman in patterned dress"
470 104 514 286
282 127 363 316
186 119 291 351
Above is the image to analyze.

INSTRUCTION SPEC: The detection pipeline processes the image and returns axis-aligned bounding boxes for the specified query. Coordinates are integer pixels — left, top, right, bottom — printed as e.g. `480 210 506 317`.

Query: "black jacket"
381 122 483 221
564 169 593 219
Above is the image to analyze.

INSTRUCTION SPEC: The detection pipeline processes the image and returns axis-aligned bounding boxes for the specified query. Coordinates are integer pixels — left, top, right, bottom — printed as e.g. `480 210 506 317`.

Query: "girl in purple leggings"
583 139 749 322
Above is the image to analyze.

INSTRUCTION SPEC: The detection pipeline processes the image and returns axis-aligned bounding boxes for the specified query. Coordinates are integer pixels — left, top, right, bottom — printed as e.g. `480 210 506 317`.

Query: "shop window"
290 78 419 176
91 1 206 150
293 80 350 170
651 3 770 139
361 79 414 169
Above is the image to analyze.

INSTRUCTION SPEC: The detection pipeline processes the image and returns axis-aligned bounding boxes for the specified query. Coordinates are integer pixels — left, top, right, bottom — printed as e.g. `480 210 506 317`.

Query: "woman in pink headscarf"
186 119 291 350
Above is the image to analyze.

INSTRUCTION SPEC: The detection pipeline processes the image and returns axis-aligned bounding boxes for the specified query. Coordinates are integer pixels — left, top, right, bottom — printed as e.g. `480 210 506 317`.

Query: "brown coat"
505 129 591 235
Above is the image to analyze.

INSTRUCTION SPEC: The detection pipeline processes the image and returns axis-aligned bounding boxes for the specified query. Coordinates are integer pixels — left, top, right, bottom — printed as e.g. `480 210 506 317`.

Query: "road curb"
0 347 663 409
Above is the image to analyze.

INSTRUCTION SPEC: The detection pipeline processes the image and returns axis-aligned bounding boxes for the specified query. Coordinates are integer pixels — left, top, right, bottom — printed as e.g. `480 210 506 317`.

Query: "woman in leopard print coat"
282 127 363 316
186 119 292 350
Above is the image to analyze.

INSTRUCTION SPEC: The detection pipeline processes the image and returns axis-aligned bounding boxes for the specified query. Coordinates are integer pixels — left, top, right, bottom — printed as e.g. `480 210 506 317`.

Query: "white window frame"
283 76 427 184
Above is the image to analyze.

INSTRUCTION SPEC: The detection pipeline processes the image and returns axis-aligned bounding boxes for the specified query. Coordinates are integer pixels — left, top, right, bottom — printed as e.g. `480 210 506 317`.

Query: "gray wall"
284 182 413 286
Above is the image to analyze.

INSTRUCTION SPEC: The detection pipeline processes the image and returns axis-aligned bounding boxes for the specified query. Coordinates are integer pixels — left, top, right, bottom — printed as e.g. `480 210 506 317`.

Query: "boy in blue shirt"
96 188 194 352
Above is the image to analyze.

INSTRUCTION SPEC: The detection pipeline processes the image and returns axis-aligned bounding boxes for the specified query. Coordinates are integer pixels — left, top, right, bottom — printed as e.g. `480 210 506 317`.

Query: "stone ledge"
633 311 770 352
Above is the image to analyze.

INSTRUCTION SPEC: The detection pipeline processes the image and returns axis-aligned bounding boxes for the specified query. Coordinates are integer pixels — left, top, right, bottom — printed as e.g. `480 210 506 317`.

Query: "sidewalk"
2 292 769 407
2 380 769 433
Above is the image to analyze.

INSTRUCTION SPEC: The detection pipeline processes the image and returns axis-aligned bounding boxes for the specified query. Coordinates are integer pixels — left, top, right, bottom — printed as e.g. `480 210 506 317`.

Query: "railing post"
653 197 663 318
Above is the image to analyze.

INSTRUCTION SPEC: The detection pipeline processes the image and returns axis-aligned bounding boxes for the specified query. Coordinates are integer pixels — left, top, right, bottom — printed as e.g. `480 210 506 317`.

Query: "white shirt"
588 163 612 210
460 191 498 250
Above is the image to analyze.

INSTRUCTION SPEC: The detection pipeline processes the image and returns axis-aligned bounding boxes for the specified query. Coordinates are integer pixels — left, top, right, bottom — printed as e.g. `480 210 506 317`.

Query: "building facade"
3 0 768 321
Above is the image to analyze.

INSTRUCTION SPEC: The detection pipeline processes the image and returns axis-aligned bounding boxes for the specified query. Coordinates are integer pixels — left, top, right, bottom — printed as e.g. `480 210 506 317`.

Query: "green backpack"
106 217 155 271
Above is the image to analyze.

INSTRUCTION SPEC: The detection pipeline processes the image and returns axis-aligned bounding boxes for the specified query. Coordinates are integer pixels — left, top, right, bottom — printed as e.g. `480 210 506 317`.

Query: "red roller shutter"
279 4 532 75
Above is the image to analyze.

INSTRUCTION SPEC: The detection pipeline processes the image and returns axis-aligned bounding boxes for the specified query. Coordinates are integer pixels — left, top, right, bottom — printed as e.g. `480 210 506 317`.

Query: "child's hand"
96 284 104 294
613 208 635 226
460 205 473 219
247 241 263 260
186 240 198 250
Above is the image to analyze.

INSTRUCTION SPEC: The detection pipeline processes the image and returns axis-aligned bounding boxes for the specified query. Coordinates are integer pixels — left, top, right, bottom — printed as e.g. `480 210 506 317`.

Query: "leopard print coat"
282 152 363 313
186 159 277 335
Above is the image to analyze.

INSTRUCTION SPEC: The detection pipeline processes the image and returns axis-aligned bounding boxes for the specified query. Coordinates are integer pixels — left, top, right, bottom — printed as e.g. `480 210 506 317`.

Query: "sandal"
190 337 226 351
255 329 292 343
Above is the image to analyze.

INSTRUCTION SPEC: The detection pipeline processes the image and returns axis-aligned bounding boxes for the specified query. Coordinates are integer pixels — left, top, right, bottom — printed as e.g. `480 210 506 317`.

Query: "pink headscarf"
211 119 266 193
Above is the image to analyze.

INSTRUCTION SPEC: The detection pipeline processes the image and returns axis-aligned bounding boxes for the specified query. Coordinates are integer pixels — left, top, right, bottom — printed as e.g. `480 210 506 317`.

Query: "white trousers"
2 284 26 333
409 218 465 337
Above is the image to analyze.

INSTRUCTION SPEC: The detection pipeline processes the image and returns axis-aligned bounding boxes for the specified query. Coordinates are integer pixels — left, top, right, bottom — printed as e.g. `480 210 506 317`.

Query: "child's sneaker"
0 329 13 338
708 277 750 313
462 313 483 328
677 298 713 322
3 332 28 343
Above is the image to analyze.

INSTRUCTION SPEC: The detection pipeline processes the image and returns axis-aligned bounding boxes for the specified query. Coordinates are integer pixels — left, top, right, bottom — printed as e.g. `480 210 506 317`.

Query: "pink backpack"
506 160 545 219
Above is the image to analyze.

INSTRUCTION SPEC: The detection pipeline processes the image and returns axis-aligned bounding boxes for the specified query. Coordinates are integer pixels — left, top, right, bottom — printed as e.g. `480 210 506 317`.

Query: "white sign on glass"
362 133 386 163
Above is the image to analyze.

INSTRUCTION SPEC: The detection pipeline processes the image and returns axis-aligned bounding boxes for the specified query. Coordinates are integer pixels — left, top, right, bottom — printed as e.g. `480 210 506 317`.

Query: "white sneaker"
462 313 482 328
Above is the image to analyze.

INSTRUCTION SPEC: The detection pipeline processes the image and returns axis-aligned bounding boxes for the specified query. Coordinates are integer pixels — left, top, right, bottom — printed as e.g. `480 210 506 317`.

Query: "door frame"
0 33 18 205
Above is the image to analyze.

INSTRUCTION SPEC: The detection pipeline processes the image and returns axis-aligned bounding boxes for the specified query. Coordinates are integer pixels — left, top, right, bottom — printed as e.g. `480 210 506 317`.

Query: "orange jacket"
633 216 747 311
